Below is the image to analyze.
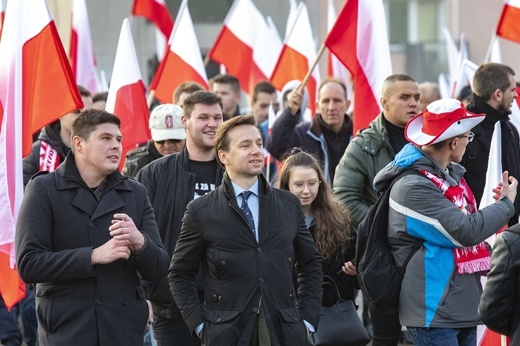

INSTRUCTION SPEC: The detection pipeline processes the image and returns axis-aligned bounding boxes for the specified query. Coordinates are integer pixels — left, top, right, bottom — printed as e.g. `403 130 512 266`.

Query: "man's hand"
91 238 131 265
109 213 145 252
145 300 153 331
287 87 303 116
492 171 518 203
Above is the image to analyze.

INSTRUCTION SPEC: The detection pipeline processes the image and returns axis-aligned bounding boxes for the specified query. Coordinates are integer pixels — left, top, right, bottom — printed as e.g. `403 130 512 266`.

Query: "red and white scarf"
39 140 60 172
419 169 490 275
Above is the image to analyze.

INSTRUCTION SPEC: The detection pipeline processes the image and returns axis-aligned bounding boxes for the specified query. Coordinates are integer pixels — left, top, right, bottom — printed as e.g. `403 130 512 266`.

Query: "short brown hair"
253 81 276 103
72 109 120 152
182 90 223 119
209 74 240 94
473 63 515 101
172 82 205 105
77 85 92 98
214 114 257 166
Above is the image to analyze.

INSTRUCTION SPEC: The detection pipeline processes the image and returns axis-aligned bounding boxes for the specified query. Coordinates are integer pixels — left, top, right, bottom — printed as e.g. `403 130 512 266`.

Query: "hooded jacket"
374 144 514 328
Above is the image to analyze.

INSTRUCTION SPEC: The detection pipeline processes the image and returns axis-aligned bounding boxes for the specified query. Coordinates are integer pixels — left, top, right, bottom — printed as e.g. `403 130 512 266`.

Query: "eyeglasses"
290 179 321 193
155 139 183 145
458 132 475 143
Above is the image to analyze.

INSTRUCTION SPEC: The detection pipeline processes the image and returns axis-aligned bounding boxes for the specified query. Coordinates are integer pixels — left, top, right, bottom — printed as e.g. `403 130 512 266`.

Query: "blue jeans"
408 326 477 346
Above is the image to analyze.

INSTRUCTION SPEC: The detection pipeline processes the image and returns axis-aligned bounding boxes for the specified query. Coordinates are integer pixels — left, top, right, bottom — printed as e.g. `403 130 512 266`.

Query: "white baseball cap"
149 104 186 141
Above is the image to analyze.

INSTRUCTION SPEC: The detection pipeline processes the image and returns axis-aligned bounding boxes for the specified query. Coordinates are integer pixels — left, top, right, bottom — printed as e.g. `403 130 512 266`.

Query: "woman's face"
288 167 320 207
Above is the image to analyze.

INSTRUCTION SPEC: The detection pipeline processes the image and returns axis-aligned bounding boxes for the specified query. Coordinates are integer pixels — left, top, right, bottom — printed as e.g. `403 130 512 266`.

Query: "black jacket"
462 94 520 225
122 140 162 179
16 153 169 346
23 121 70 186
266 108 353 183
136 147 224 308
169 173 323 345
479 223 520 345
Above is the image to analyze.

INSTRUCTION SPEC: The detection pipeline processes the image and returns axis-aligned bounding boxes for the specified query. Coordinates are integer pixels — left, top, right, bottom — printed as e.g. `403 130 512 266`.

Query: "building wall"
47 0 520 93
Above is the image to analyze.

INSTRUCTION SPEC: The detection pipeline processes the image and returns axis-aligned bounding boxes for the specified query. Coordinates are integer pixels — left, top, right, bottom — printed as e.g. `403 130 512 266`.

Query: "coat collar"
56 152 132 220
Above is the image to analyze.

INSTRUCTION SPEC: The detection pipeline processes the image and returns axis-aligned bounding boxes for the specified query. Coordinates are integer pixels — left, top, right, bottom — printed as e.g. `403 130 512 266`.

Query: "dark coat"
169 174 323 346
16 153 170 346
479 224 520 345
462 94 520 225
136 147 224 310
22 120 69 186
308 224 358 306
122 140 162 179
266 108 353 184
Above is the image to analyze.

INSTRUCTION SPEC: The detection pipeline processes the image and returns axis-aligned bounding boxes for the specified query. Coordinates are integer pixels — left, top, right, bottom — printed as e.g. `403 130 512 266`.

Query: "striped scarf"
39 140 61 172
420 169 490 275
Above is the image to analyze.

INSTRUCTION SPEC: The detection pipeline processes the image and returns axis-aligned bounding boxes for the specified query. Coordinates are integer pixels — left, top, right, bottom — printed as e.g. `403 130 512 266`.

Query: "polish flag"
106 18 150 170
271 2 320 118
497 0 520 43
326 0 353 112
253 16 282 85
0 0 83 309
149 0 207 104
324 0 392 133
477 122 510 346
207 0 269 94
70 0 98 94
131 0 173 61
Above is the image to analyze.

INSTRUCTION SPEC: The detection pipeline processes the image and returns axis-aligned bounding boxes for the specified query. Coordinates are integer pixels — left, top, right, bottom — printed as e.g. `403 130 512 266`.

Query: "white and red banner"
132 0 173 60
271 2 320 118
326 0 353 113
207 0 270 95
149 0 208 104
70 0 98 94
497 0 520 43
324 0 392 133
105 19 150 170
0 0 82 309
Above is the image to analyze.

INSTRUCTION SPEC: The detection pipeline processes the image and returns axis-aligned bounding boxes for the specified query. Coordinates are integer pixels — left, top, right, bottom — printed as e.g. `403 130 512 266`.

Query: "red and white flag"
70 0 98 94
207 0 269 94
0 0 82 309
271 2 320 118
132 0 173 60
497 0 520 43
253 16 282 85
106 18 150 170
326 0 353 112
324 0 392 133
477 122 510 346
149 0 207 104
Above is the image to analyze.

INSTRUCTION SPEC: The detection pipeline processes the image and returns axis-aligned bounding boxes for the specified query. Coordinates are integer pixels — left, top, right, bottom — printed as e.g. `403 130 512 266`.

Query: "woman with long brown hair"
278 148 357 304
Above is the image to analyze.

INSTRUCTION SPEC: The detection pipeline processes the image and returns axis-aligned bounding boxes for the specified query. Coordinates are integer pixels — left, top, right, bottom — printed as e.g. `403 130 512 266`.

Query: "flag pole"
147 90 155 109
297 43 326 92
484 32 497 64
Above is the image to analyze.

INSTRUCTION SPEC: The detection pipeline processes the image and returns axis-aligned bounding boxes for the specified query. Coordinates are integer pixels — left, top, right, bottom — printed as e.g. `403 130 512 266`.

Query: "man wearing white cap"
122 104 186 178
373 98 518 345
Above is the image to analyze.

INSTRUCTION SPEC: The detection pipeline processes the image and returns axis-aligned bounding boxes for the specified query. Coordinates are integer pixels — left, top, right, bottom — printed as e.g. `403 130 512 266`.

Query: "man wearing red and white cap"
373 98 518 346
122 104 186 178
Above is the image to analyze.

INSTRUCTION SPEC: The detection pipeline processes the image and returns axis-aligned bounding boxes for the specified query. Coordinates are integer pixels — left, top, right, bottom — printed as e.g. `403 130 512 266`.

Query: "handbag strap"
322 275 344 304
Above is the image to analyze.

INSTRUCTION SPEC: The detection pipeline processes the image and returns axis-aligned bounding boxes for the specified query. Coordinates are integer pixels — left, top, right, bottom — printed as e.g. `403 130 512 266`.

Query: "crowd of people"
3 62 520 346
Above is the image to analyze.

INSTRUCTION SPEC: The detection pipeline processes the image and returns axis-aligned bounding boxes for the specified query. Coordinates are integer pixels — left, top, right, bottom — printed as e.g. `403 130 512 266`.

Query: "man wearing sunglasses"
122 103 186 179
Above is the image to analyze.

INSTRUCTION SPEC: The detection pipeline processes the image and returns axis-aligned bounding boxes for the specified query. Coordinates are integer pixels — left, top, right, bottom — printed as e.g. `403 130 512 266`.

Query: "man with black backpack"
371 98 517 345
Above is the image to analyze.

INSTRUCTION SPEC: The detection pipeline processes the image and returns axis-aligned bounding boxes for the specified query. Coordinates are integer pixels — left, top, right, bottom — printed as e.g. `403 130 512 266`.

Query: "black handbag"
308 275 370 346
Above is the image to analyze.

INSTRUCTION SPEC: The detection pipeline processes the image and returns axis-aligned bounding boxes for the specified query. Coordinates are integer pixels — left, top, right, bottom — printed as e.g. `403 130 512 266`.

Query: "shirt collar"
232 179 259 198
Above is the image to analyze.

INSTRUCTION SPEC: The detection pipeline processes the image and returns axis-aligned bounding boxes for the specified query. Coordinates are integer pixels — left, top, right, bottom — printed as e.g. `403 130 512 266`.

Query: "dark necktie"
240 191 255 232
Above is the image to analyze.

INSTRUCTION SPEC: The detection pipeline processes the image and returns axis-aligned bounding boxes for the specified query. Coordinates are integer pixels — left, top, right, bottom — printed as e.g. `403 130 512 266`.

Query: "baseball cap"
149 104 186 141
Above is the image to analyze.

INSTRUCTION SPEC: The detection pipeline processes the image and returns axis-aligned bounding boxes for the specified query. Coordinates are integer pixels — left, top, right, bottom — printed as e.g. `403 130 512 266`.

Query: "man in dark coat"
16 110 170 346
136 91 224 345
461 62 520 225
169 115 322 345
266 78 353 184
